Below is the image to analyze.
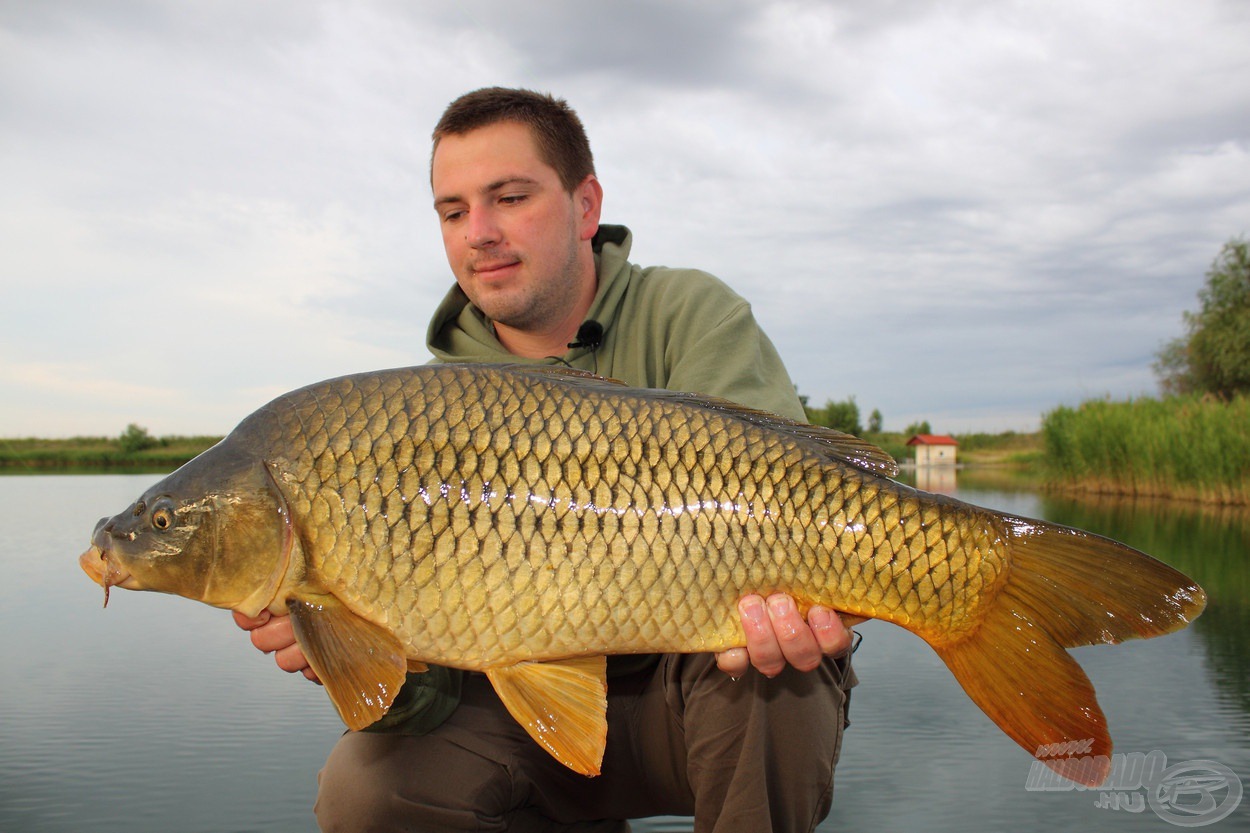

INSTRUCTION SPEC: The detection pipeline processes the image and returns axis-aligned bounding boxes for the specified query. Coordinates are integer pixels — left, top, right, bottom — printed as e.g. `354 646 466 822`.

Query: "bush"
119 423 158 454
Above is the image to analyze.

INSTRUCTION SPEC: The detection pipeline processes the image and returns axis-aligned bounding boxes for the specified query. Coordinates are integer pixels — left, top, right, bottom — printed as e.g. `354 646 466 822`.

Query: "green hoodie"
427 225 806 422
368 224 807 735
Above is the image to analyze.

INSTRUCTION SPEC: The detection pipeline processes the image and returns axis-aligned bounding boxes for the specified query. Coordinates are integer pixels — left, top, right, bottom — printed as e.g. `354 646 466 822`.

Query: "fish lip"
78 545 109 586
78 543 141 607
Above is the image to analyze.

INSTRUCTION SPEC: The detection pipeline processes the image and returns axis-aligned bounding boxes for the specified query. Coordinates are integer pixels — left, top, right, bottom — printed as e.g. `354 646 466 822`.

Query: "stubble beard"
477 232 585 334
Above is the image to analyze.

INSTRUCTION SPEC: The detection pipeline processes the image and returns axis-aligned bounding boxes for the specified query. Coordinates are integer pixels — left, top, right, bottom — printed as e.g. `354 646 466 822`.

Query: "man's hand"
232 610 320 684
716 594 852 679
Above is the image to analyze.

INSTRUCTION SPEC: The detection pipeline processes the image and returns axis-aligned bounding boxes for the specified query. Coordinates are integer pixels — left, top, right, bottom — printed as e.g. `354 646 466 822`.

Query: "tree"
1155 237 1250 399
1152 336 1196 396
823 397 861 435
119 423 157 454
868 408 883 433
807 396 861 435
904 420 932 437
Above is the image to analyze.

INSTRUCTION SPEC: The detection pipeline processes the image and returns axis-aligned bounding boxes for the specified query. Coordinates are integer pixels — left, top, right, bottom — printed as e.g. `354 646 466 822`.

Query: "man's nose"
465 206 501 248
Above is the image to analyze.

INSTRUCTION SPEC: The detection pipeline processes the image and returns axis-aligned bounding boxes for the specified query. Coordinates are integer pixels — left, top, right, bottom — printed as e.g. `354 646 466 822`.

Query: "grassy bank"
853 430 1042 468
1 429 1046 475
1042 394 1250 505
946 431 1043 467
0 435 221 473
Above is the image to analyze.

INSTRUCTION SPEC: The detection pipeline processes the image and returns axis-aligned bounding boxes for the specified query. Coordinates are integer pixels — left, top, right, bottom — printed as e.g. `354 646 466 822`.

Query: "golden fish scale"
255 366 1006 667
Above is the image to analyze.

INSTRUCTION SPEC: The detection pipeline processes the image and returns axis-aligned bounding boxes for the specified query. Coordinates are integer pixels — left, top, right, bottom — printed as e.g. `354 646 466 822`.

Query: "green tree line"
1154 237 1250 399
1045 236 1250 504
0 426 220 471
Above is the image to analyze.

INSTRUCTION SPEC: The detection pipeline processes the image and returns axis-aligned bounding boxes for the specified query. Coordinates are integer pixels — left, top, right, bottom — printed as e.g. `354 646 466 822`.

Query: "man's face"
431 120 600 334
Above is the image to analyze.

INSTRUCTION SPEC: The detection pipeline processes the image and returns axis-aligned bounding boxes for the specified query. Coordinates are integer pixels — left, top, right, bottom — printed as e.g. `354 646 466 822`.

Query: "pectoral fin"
486 656 608 777
287 594 408 731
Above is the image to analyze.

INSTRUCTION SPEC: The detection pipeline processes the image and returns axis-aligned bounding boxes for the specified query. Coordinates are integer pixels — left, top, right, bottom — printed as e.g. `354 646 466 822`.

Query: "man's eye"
500 194 526 205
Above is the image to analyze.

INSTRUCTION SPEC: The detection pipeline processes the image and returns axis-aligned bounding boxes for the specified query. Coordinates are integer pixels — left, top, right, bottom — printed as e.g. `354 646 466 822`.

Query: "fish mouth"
79 544 143 607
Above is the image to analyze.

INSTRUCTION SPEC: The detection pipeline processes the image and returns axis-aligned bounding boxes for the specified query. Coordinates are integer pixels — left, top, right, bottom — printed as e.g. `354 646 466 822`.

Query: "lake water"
1 472 1246 832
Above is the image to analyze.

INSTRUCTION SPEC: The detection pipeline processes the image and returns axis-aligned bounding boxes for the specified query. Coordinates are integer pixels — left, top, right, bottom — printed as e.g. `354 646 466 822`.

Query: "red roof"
906 434 958 446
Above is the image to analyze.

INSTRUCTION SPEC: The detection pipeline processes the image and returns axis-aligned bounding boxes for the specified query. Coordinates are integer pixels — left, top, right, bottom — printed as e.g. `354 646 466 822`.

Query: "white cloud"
2 0 1247 436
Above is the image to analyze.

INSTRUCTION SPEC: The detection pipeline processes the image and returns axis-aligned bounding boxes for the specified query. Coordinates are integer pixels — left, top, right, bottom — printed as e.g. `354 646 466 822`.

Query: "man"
236 87 855 832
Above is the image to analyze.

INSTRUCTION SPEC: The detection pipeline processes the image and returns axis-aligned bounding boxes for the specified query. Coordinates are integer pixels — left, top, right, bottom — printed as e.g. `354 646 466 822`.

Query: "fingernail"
809 607 831 630
767 595 793 617
740 597 765 621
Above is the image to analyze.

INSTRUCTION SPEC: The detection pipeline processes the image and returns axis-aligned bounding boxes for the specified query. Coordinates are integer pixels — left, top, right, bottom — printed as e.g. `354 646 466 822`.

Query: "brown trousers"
314 652 853 833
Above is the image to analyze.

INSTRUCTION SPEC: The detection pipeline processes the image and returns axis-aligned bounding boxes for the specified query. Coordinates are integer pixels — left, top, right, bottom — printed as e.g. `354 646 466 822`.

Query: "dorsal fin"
487 363 899 477
506 363 628 386
668 393 899 477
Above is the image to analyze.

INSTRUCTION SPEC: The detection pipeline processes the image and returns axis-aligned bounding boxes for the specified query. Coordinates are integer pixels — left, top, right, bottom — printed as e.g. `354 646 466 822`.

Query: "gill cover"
91 442 293 615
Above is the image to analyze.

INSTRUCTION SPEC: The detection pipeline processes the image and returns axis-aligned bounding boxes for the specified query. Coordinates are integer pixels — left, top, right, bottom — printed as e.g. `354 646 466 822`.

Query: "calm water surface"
1 472 1246 832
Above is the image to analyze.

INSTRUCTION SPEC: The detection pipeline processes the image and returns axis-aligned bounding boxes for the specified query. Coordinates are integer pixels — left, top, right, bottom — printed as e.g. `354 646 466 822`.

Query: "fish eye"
151 500 175 532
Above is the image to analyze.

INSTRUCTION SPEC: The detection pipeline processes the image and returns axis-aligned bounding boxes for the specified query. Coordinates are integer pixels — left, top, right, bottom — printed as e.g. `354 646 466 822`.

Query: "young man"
237 87 855 832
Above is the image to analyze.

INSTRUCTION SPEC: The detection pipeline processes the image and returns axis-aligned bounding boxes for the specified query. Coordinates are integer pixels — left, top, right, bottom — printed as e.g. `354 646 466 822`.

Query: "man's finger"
765 594 823 672
715 647 750 678
274 643 311 675
232 609 270 631
248 615 298 654
808 606 854 658
739 595 785 678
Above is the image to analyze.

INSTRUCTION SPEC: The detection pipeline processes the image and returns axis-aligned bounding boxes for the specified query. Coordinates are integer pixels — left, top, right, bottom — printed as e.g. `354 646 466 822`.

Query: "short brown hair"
432 87 596 193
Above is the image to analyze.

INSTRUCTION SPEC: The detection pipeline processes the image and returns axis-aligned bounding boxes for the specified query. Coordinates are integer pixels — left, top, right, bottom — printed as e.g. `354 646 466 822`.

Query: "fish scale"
81 362 1206 783
249 365 983 665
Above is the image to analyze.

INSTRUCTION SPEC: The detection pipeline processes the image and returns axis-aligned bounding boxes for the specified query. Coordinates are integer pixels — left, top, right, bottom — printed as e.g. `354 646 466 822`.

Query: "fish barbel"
79 363 1205 784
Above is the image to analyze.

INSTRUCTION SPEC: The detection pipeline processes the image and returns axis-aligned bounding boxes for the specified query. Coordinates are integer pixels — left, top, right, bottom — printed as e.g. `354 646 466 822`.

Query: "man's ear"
575 175 604 241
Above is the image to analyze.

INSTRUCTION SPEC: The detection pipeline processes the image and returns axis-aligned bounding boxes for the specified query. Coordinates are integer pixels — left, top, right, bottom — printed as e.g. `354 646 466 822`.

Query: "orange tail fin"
932 518 1205 786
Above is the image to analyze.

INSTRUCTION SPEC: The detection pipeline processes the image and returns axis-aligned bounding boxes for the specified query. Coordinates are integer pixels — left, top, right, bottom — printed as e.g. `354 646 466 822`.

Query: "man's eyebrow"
433 176 542 208
485 175 541 193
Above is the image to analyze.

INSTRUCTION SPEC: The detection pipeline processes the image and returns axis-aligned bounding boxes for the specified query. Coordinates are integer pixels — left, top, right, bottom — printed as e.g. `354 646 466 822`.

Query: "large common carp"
80 363 1205 784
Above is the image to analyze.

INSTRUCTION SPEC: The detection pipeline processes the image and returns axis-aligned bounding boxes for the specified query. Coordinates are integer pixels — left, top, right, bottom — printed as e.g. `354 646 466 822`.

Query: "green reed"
1042 394 1250 504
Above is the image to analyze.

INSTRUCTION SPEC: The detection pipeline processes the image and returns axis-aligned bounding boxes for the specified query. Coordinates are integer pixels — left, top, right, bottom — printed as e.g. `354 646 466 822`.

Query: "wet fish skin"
80 363 1206 783
241 364 1000 663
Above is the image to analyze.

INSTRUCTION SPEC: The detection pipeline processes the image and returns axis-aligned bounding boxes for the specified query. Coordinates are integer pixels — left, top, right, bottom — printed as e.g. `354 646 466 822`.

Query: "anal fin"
486 656 608 777
287 594 408 731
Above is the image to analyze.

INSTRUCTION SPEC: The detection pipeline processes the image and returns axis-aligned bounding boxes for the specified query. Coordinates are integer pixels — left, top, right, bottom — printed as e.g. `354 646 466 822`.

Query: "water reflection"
912 464 958 494
1037 491 1250 719
2 473 1246 833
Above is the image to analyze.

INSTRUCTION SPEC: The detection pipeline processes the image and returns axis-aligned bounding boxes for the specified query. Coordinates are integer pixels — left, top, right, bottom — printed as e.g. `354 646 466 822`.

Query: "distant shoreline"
6 430 1242 508
2 432 1040 474
0 436 222 474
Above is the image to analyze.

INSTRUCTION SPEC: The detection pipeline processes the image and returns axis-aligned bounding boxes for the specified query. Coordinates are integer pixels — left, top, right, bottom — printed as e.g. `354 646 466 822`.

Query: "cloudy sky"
2 0 1247 438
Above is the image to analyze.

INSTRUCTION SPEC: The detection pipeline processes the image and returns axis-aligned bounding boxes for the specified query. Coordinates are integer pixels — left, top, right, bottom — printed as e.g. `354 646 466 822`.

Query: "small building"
906 434 958 467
